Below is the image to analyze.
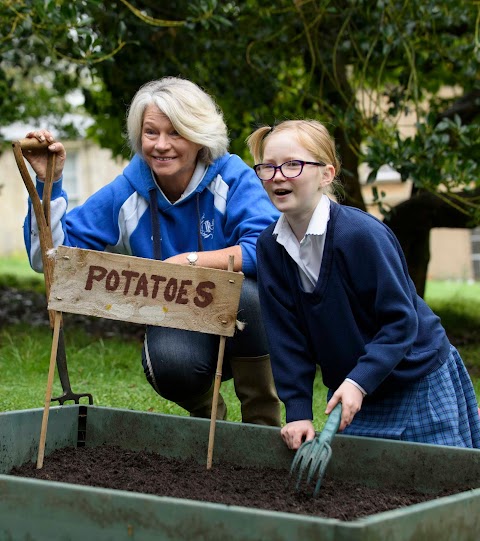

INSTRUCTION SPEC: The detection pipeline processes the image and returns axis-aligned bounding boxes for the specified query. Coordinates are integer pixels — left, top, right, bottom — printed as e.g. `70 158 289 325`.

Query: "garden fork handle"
12 139 94 406
12 139 56 312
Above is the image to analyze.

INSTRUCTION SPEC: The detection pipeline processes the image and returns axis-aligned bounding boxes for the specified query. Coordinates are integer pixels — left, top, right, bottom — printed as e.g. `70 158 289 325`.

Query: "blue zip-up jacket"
25 153 279 277
257 201 450 423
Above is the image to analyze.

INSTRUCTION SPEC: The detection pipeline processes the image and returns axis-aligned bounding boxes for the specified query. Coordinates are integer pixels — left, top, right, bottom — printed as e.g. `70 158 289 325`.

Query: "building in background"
359 163 475 282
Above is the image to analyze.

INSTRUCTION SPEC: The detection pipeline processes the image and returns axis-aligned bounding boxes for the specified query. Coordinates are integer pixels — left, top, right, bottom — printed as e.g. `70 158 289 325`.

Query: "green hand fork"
290 403 342 497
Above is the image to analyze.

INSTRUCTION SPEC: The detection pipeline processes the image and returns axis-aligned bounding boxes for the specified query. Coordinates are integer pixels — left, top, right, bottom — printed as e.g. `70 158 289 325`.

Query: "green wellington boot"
177 381 227 420
230 354 281 426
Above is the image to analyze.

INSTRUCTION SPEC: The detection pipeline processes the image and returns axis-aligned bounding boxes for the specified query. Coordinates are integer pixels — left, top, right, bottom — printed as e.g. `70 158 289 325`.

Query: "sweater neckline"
296 201 338 299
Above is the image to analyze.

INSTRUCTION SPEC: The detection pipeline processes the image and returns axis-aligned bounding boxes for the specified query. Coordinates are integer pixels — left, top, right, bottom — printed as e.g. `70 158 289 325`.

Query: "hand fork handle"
317 403 342 445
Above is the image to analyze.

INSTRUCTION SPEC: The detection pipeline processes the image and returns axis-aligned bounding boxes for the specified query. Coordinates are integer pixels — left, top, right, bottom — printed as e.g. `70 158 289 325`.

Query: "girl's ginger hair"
246 120 341 176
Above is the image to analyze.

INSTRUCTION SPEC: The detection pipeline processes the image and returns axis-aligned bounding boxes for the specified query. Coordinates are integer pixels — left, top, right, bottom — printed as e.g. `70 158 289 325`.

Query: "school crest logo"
200 214 214 239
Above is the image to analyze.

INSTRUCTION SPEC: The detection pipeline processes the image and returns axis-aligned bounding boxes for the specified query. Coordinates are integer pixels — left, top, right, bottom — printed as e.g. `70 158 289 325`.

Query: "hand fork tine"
290 403 342 497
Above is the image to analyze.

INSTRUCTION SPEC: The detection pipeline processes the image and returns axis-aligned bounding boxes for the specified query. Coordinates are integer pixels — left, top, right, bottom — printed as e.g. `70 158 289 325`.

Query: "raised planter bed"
1 405 480 540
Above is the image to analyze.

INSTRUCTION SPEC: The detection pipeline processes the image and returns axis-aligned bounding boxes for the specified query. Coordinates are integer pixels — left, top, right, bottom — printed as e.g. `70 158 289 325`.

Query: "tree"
237 0 480 295
0 1 128 140
2 0 479 296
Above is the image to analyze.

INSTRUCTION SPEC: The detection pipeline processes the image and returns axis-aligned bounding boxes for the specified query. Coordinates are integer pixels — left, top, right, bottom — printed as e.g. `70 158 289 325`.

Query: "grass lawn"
425 279 480 302
0 323 312 425
0 253 479 429
0 252 40 279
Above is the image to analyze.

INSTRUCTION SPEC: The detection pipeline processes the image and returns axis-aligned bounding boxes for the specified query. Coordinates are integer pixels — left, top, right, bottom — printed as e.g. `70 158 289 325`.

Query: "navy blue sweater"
257 201 450 423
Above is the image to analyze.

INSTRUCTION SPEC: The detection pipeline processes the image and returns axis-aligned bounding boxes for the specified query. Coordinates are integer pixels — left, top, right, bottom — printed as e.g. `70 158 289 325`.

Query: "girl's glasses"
253 160 326 182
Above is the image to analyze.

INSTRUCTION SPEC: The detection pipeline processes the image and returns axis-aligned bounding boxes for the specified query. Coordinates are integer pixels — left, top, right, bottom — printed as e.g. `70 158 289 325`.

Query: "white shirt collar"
181 162 208 199
153 161 207 204
273 194 331 241
272 195 331 292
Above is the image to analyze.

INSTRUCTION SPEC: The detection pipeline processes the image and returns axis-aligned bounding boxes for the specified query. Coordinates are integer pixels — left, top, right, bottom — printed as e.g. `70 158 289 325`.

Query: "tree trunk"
334 126 366 211
384 188 480 297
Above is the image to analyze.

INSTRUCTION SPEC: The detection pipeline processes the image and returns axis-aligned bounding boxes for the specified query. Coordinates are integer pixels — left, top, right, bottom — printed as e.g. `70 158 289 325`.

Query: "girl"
247 119 480 449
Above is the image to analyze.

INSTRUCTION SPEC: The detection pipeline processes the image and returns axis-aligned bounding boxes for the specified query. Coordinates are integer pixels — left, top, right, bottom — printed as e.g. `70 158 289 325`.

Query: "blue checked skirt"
336 345 480 448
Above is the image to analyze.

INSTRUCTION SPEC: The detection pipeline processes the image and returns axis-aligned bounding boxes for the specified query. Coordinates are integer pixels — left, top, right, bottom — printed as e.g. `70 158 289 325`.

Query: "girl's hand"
326 380 364 431
281 419 316 450
24 130 66 181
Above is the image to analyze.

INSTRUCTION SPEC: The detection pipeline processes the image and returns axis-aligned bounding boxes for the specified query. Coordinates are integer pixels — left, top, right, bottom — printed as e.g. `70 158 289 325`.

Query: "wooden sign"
48 246 244 337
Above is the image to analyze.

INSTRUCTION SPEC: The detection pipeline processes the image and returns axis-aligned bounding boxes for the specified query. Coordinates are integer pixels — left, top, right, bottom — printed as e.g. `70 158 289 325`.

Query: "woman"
247 119 480 448
23 76 281 426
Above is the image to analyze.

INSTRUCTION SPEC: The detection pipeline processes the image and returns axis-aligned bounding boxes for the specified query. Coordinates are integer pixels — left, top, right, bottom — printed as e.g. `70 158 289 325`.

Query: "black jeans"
141 277 269 402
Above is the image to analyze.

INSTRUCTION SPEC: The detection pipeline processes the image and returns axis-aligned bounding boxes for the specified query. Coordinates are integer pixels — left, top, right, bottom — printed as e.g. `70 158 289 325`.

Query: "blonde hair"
126 77 229 163
246 119 341 176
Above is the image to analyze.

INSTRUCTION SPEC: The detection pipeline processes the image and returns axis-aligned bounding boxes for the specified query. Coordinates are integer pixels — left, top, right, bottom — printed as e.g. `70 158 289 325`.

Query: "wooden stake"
37 310 62 469
207 256 234 470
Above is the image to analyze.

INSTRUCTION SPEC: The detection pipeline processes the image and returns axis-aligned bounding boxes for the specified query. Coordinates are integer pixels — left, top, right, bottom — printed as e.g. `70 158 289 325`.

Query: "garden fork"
290 402 342 497
12 138 93 405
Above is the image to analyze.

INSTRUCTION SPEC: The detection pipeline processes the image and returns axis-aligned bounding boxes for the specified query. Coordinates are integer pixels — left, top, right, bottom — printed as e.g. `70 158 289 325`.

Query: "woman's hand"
281 419 316 450
24 130 66 181
325 380 364 431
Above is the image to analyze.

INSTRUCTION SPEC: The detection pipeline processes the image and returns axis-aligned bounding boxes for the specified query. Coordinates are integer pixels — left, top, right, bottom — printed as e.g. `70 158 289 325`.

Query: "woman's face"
141 104 202 192
261 131 333 222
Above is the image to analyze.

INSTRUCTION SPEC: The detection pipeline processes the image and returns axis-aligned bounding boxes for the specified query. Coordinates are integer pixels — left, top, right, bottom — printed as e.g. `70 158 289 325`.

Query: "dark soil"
9 445 472 521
